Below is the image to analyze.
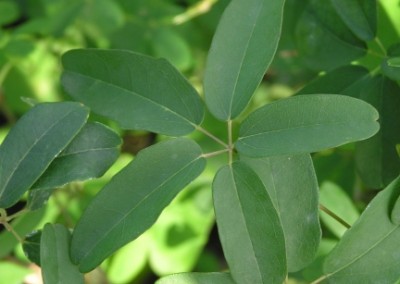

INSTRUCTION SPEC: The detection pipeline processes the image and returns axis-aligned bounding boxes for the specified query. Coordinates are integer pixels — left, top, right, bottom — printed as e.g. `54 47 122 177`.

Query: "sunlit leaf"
323 176 400 283
388 57 400 67
41 224 84 284
213 162 286 283
204 0 285 120
0 102 88 208
27 122 121 210
331 0 377 41
242 154 321 272
71 138 206 272
61 49 204 136
236 95 379 157
156 272 235 284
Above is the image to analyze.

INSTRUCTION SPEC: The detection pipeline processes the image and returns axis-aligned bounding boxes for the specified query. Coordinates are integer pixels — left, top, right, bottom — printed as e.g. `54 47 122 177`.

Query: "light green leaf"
213 162 286 284
295 0 366 71
388 57 400 67
27 122 121 210
0 102 89 208
156 272 235 284
61 49 204 136
41 224 84 284
323 176 400 283
330 0 377 41
391 195 400 225
71 138 206 272
204 0 285 120
296 65 370 97
319 182 360 238
355 76 400 188
242 154 321 272
236 95 379 157
0 261 30 284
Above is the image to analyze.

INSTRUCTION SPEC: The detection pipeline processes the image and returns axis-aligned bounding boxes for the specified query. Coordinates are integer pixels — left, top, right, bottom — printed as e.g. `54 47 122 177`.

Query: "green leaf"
382 57 400 82
296 65 370 97
242 154 321 272
61 49 204 136
323 176 400 283
70 138 206 272
204 0 285 120
23 230 42 266
391 195 400 225
0 0 20 26
41 224 84 284
355 76 400 188
213 162 286 284
388 57 400 67
330 0 377 41
319 182 360 238
236 95 379 157
0 261 30 284
156 272 235 284
27 122 121 210
0 102 89 208
295 0 367 71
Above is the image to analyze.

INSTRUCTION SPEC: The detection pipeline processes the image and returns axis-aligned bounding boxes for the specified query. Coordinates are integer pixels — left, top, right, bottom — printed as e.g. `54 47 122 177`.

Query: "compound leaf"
236 95 379 157
213 162 286 284
61 49 204 136
242 154 321 272
0 102 88 208
323 176 400 283
204 0 285 120
71 138 206 272
41 224 84 284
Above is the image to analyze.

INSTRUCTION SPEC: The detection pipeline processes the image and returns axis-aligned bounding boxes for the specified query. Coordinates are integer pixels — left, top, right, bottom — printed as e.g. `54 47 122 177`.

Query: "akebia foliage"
1 0 400 283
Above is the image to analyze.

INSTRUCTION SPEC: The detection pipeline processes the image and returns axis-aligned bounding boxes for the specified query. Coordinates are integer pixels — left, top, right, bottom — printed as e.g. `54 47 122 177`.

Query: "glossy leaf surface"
71 138 205 272
41 224 84 284
355 76 400 188
323 176 400 283
61 49 204 136
0 102 88 208
236 95 379 157
28 122 121 210
204 0 285 120
213 162 286 284
156 272 235 284
242 154 321 272
331 0 377 41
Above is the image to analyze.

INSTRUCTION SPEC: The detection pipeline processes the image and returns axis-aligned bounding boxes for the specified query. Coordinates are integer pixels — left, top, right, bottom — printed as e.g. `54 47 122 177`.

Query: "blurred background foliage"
0 0 400 283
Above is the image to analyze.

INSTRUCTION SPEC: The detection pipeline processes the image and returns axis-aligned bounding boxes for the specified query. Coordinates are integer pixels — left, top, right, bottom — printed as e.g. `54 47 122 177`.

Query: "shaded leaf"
156 272 235 284
23 230 42 266
295 0 367 71
296 65 370 98
71 138 206 272
0 102 88 208
41 224 84 284
355 76 400 188
61 49 204 136
213 162 286 284
391 195 400 225
242 154 321 272
323 176 400 283
204 0 285 120
381 44 400 82
27 122 121 210
0 0 19 26
330 0 377 41
236 95 379 157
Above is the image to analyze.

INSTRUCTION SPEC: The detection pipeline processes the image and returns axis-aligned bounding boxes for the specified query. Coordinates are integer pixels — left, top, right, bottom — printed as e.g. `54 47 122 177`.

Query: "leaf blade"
61 49 204 136
213 162 286 283
156 272 235 284
236 95 379 157
70 138 206 272
204 0 285 120
0 102 88 208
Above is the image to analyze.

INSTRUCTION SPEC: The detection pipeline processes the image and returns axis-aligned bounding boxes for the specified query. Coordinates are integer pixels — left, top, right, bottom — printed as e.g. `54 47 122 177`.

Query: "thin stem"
319 204 351 229
196 126 229 148
374 37 387 56
310 275 328 284
202 148 230 158
228 120 233 164
6 208 28 221
0 209 23 243
172 0 218 25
